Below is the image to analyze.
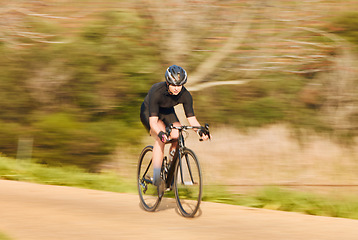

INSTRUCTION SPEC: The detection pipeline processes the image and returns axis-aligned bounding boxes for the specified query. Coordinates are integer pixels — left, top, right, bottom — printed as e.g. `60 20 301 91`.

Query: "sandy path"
1 180 358 240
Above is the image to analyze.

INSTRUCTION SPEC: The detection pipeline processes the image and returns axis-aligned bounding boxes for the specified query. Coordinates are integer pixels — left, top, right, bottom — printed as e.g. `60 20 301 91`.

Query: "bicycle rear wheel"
137 145 162 211
174 148 202 217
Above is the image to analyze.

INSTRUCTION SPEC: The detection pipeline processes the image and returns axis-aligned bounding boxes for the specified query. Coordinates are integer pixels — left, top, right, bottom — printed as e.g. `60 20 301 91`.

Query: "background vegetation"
1 1 358 224
0 232 12 240
1 0 358 170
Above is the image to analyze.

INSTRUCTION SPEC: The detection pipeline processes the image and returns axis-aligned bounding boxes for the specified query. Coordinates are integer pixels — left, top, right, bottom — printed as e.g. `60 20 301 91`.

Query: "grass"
204 186 358 220
2 156 358 220
0 156 136 193
0 233 12 240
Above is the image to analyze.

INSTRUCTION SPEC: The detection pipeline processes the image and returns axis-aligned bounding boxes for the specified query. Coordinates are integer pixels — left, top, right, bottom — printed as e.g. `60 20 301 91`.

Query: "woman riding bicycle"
140 65 210 192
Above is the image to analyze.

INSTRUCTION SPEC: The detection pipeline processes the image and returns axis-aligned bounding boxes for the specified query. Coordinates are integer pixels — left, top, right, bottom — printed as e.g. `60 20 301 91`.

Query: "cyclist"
140 65 210 194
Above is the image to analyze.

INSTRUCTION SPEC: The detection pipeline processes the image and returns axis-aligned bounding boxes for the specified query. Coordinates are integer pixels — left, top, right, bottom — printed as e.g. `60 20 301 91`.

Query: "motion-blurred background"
1 0 358 193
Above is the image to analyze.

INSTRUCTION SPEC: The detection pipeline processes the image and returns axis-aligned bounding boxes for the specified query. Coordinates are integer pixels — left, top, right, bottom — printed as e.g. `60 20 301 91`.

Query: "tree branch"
187 8 253 88
188 80 250 92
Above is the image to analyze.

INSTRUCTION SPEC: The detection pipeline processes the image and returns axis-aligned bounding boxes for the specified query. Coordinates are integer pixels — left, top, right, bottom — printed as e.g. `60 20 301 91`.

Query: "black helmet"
165 65 187 86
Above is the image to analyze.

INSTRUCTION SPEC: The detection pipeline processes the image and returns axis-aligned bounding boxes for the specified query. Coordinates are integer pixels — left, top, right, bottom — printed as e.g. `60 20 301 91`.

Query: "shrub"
330 12 358 47
32 113 118 170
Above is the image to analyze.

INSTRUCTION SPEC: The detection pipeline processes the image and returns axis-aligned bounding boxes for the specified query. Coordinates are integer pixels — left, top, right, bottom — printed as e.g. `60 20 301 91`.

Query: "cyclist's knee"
170 129 179 139
170 122 181 139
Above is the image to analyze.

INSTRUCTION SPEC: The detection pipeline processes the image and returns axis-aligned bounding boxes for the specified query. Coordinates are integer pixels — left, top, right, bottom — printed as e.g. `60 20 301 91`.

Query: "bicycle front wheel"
174 148 202 217
137 145 162 212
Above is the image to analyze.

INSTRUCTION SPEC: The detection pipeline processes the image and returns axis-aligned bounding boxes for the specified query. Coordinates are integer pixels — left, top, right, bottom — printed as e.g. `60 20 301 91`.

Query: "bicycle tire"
137 145 162 211
174 148 202 217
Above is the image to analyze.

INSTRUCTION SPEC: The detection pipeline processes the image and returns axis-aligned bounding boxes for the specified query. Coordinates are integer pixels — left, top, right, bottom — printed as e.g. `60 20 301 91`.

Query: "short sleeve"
148 93 160 117
182 91 195 117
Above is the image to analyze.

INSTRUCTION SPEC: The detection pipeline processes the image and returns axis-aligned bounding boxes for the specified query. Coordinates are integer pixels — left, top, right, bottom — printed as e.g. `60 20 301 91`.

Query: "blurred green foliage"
0 11 160 169
0 232 12 240
203 186 358 220
0 156 135 192
194 74 325 130
331 12 358 47
240 187 358 219
0 7 357 170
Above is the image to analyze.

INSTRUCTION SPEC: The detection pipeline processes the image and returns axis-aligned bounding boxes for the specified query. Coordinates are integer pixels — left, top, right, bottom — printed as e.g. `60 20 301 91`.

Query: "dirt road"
1 180 358 240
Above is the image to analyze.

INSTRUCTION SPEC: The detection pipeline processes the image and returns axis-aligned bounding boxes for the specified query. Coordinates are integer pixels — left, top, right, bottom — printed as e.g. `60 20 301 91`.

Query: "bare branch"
283 39 332 48
188 80 250 92
295 26 346 46
17 31 55 39
14 7 73 19
0 0 94 47
187 8 253 88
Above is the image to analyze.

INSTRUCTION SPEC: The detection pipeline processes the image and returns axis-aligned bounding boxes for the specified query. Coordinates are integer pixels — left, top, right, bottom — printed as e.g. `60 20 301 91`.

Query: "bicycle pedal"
145 175 153 184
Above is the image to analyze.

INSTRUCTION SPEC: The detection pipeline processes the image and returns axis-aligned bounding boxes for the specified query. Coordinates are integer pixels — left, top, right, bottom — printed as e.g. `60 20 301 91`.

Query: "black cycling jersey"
140 82 195 131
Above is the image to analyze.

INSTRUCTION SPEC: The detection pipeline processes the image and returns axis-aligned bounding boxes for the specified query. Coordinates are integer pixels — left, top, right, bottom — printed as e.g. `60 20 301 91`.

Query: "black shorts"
140 102 179 133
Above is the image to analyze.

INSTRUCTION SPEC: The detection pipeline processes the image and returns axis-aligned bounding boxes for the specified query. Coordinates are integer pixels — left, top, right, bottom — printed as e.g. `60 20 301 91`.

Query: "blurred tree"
0 0 358 170
0 0 72 47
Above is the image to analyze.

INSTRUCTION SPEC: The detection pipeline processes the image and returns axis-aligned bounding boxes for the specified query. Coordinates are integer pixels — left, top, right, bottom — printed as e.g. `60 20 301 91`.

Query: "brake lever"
166 124 173 138
205 123 211 140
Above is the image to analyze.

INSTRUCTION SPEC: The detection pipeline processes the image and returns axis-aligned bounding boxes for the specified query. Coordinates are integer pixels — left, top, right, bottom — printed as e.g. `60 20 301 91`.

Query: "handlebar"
165 123 211 141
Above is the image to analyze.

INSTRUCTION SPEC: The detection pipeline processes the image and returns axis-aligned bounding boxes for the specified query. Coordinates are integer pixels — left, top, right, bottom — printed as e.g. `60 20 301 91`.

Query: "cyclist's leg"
169 121 181 155
141 103 165 190
150 119 166 186
160 108 181 157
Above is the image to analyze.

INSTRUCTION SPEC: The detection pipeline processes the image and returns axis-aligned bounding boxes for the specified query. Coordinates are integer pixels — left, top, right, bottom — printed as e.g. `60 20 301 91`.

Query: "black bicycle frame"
165 144 179 188
164 128 191 188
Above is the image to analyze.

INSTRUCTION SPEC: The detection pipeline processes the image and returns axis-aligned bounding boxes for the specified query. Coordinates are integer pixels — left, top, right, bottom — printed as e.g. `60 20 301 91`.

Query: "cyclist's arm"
149 116 167 141
187 116 210 141
187 116 200 127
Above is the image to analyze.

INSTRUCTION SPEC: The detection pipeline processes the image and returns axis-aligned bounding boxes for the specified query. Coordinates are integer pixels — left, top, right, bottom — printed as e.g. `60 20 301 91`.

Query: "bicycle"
137 124 210 218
